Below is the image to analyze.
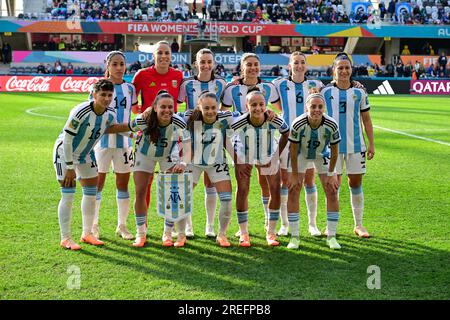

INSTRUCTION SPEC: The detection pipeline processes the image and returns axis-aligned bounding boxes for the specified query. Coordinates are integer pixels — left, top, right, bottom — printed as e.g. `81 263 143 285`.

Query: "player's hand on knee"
63 169 76 188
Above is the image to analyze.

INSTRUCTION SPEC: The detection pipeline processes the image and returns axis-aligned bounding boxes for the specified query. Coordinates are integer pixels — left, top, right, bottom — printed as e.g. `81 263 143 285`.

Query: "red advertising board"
0 76 101 92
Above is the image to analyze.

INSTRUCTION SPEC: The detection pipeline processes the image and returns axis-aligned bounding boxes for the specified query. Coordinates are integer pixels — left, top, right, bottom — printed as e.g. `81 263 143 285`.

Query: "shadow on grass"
77 231 449 300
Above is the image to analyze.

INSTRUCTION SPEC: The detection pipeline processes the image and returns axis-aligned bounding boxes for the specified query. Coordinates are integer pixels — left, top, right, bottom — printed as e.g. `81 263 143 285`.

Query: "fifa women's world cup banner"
0 75 100 92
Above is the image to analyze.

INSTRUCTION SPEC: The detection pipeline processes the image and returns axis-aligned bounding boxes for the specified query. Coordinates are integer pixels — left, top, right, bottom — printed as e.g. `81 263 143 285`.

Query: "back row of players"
53 41 375 251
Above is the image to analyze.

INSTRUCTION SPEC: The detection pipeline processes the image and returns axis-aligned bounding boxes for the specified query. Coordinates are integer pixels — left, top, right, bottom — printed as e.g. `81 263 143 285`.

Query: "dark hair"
104 51 126 78
187 91 217 131
196 48 215 79
143 90 174 143
92 79 114 93
332 52 353 82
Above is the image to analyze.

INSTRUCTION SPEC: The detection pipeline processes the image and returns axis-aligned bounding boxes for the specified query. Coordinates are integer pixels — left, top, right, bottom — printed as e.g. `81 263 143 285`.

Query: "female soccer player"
130 90 191 248
93 51 138 241
178 48 228 238
221 53 281 234
231 89 289 247
322 53 375 238
288 91 342 249
181 91 235 246
273 52 324 237
132 40 184 212
53 79 134 250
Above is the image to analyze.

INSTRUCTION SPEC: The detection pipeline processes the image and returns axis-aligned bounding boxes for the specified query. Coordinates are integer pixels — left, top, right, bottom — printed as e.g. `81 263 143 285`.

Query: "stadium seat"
425 6 432 15
10 67 17 74
31 67 38 74
337 5 344 14
16 67 25 74
431 6 438 13
24 67 32 74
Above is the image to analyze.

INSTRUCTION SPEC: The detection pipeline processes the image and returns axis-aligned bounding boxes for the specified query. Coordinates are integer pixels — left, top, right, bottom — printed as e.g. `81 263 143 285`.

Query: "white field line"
25 106 66 120
374 125 450 147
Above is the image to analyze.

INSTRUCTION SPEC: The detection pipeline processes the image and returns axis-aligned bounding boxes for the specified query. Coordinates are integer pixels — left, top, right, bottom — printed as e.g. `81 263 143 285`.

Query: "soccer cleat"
308 225 322 237
116 225 135 240
174 234 186 247
185 227 195 239
60 238 81 251
287 237 299 249
216 235 231 247
162 234 174 247
239 234 251 247
80 234 104 246
327 237 341 250
132 234 147 248
354 226 370 238
234 230 241 237
205 225 216 238
277 225 289 236
266 233 280 246
323 227 329 237
92 224 100 239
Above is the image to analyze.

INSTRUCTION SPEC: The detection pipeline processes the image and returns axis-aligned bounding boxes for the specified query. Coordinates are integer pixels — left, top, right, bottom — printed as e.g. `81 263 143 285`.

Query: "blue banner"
351 2 371 14
396 3 412 17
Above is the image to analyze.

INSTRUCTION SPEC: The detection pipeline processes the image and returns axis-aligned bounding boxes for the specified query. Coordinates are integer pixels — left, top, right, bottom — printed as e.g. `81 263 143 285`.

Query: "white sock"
305 185 318 227
218 192 232 235
93 191 101 226
117 189 130 226
164 220 174 236
185 214 193 232
350 186 364 227
81 186 97 237
280 187 289 228
262 196 269 225
268 210 280 234
58 187 76 240
176 218 186 236
237 211 248 235
205 187 217 228
326 211 339 237
135 213 147 235
288 213 300 237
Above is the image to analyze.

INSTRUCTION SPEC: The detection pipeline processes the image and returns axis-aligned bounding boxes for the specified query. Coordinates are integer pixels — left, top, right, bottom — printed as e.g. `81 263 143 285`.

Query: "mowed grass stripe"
0 93 449 300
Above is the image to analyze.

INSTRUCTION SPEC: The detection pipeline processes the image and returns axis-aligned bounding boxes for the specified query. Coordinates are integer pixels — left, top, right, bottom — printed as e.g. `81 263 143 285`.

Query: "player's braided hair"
104 51 126 78
187 91 217 131
143 90 174 143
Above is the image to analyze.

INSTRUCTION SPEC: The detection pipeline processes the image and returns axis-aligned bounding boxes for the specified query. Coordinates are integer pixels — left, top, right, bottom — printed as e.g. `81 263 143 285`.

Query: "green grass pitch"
0 93 449 300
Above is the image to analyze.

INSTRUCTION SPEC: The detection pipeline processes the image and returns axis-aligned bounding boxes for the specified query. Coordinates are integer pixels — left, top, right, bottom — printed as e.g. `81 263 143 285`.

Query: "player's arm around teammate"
54 80 132 250
183 91 234 247
287 92 341 250
130 91 190 248
92 51 139 241
323 53 375 238
231 90 289 247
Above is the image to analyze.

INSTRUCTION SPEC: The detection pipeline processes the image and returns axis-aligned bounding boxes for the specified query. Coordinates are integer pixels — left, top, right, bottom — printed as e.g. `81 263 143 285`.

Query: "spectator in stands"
401 45 411 55
404 61 413 77
1 42 11 64
171 38 180 53
396 61 404 77
37 63 47 74
438 51 448 76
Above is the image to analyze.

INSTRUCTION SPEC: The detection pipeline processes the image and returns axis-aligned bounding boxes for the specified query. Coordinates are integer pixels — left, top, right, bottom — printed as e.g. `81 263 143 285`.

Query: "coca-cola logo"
5 76 52 92
60 77 101 92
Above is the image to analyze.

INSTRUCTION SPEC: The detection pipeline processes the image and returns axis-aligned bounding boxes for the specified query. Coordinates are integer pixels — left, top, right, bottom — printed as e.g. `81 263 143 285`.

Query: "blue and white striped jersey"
180 110 235 167
57 101 117 164
130 113 189 159
231 113 289 164
289 113 341 159
221 78 280 114
272 77 324 126
89 82 137 149
178 76 227 110
322 84 370 154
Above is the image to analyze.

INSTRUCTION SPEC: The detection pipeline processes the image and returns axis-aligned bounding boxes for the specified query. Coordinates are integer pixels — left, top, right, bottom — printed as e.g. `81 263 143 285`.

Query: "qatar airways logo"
410 80 450 95
5 76 52 92
60 77 100 92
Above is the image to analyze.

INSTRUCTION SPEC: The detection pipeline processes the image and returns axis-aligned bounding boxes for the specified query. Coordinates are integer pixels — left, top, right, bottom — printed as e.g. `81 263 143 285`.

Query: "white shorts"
288 153 330 174
335 152 366 175
133 152 175 174
189 163 231 185
256 155 280 176
280 142 314 171
53 142 98 180
95 147 134 174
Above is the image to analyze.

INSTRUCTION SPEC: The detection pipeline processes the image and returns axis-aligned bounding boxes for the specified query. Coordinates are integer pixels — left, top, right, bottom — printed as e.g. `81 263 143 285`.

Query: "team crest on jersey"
172 80 178 88
150 82 156 87
352 94 357 100
69 119 80 130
